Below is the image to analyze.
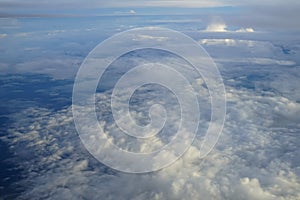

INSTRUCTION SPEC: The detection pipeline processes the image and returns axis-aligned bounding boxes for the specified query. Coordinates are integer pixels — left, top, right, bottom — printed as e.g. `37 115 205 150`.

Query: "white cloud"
1 14 300 199
205 22 227 32
238 178 276 199
200 39 255 47
0 33 8 38
204 18 254 33
129 9 136 14
250 57 295 66
2 70 300 199
236 28 254 33
133 34 169 42
204 17 227 32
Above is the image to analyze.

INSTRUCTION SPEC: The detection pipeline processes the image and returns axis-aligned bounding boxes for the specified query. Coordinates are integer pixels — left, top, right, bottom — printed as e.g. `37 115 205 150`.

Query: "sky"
0 1 300 200
0 0 299 32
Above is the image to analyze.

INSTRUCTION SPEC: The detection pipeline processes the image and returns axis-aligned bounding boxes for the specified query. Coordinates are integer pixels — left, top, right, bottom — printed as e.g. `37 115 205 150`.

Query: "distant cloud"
204 17 227 32
236 27 254 32
133 34 169 42
204 17 254 33
129 9 136 14
1 0 299 32
200 39 255 46
205 22 227 32
0 33 7 38
200 39 296 66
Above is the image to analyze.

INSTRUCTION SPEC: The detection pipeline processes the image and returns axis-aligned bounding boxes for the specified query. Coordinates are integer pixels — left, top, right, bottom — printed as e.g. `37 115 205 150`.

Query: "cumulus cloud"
205 23 227 32
236 28 254 33
205 25 255 33
2 55 300 199
204 17 227 32
129 9 136 14
1 9 300 200
0 33 7 38
204 20 254 33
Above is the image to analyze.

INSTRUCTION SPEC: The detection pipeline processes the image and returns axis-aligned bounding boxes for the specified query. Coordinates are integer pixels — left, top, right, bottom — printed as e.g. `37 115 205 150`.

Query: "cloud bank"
2 55 300 199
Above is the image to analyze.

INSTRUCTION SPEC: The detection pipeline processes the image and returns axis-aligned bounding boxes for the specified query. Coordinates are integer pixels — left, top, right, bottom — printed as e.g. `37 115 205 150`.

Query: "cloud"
2 55 300 199
236 28 254 32
250 57 295 66
199 38 298 69
1 9 300 199
222 1 300 32
133 34 169 42
200 39 255 47
204 18 254 33
0 0 299 33
129 9 136 14
0 33 8 38
238 178 276 199
204 17 227 32
0 1 299 32
11 58 81 79
205 22 227 32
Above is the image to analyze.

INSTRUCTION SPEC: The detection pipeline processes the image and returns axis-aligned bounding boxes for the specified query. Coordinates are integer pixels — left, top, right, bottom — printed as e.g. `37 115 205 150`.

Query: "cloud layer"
2 80 300 199
1 11 300 199
2 44 300 198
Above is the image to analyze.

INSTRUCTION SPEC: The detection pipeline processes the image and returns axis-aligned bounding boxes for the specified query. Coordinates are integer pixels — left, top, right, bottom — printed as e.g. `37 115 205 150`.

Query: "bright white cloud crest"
204 17 254 33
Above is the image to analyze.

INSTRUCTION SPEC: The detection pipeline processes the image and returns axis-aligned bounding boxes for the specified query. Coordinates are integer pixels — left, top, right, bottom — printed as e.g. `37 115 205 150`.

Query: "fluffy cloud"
205 22 227 32
236 28 254 33
0 33 7 38
2 63 300 199
204 18 254 33
1 10 300 200
204 17 227 32
129 9 136 14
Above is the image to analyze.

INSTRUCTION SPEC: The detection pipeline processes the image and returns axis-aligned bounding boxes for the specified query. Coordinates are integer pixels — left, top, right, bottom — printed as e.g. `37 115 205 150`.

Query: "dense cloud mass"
0 9 300 200
2 58 300 199
2 87 300 199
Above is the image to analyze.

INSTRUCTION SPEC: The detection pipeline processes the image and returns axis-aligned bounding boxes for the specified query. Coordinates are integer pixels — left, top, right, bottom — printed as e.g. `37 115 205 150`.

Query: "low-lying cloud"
2 63 300 199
